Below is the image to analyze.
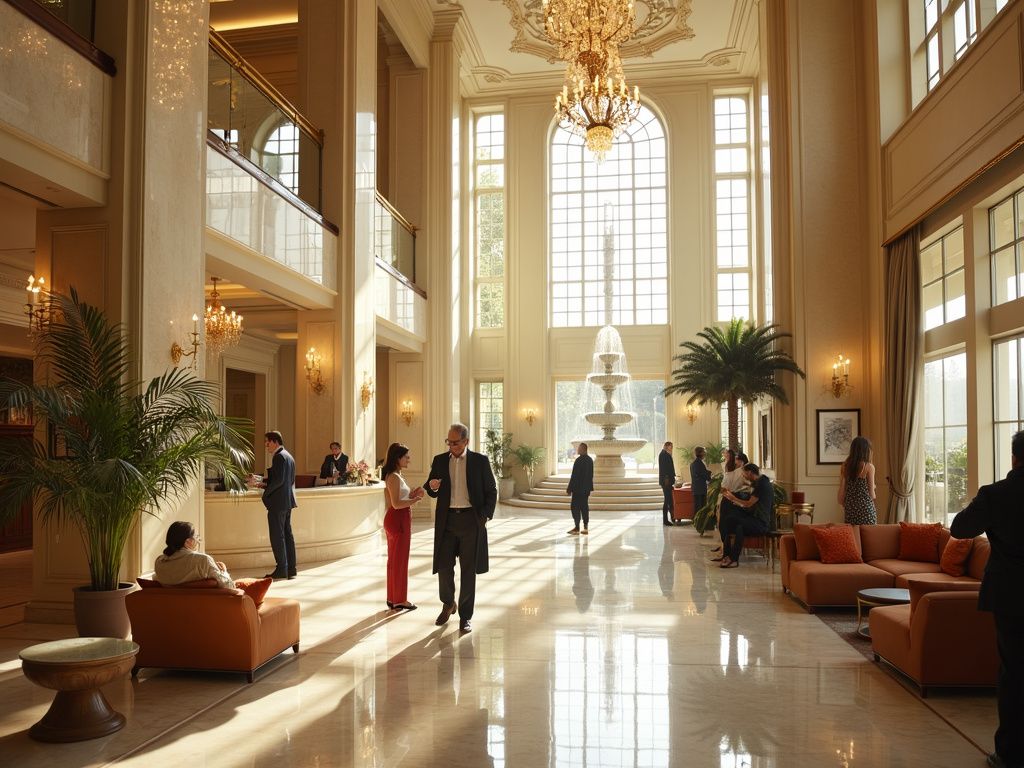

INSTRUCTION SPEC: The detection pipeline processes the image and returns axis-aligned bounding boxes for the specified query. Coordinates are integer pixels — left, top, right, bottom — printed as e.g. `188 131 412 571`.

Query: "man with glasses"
424 423 497 632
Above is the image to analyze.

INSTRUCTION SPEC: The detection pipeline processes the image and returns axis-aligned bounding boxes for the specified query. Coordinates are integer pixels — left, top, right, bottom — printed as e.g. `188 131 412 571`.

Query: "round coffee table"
855 587 911 638
20 637 139 742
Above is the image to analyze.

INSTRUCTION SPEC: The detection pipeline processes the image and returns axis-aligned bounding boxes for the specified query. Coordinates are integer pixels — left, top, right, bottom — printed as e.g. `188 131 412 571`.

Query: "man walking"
425 423 497 633
689 445 713 516
951 431 1024 768
659 441 677 526
566 442 595 535
259 430 297 580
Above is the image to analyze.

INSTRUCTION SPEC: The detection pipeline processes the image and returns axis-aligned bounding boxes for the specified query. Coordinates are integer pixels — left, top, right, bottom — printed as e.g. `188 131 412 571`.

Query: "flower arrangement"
346 460 373 485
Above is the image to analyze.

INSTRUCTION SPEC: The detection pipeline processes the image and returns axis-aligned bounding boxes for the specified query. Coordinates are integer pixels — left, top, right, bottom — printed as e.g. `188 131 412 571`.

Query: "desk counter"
205 485 386 570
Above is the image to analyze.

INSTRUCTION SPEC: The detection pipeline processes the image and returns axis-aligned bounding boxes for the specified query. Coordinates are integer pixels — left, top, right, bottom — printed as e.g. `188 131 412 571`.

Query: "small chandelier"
543 0 636 69
830 353 852 399
204 277 243 353
555 68 640 161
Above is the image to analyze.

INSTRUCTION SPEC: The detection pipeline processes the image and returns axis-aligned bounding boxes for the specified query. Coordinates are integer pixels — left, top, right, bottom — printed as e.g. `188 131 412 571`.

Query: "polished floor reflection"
0 508 997 767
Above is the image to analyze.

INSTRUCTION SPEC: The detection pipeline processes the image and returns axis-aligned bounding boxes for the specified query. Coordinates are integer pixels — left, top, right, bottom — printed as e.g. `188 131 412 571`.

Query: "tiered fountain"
575 325 647 478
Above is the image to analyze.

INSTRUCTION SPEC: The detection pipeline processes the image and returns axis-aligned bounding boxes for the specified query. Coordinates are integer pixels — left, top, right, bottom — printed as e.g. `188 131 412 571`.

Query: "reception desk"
205 485 386 571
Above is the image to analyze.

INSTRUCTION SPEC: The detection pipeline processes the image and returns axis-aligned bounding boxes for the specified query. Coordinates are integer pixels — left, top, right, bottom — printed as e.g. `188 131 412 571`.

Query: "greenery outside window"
473 113 505 329
923 352 967 525
478 381 503 451
921 224 965 330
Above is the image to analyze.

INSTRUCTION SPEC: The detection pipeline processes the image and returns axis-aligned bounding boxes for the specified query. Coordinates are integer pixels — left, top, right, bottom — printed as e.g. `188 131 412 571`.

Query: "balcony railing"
374 192 417 285
208 29 322 211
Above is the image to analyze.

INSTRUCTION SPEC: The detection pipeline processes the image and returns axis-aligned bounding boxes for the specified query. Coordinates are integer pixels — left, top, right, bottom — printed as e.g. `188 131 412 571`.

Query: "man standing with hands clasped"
425 423 497 633
566 442 594 535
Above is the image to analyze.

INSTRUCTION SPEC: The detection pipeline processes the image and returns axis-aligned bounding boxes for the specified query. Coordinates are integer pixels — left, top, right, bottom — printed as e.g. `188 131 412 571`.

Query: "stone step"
503 497 663 512
540 475 659 486
524 487 663 498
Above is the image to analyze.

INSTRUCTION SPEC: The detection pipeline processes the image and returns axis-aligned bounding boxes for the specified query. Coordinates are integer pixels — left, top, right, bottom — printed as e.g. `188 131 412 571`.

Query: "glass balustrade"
29 0 94 41
374 192 417 284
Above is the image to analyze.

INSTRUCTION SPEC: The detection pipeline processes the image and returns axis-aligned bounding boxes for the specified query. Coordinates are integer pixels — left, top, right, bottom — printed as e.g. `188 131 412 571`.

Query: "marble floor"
0 507 998 767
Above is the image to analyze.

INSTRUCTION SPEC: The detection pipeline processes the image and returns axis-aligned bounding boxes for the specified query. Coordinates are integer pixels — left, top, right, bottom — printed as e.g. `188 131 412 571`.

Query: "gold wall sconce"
684 403 699 425
170 314 201 370
400 400 414 426
305 347 326 395
360 371 374 412
25 274 49 334
523 408 537 426
830 353 852 398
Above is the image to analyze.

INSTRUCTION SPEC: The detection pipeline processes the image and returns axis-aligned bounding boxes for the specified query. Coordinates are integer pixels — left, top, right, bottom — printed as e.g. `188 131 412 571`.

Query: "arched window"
262 121 299 195
550 106 668 327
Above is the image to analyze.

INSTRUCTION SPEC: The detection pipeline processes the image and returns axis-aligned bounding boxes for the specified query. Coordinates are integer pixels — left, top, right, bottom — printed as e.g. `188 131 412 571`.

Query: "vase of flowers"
346 460 372 485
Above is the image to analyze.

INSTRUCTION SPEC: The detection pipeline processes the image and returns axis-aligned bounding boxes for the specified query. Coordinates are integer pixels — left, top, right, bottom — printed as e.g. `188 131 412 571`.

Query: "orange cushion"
940 536 974 576
234 577 273 607
898 522 944 563
177 578 221 589
810 525 863 564
137 577 162 589
794 524 822 560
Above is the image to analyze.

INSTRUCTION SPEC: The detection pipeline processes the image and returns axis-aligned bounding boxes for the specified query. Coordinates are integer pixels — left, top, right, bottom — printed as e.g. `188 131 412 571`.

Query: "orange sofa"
126 586 301 682
779 523 990 610
868 579 997 694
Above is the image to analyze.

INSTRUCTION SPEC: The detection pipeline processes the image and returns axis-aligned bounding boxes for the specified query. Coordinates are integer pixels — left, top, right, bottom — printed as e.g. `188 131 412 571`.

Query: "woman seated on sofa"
155 521 234 589
711 451 751 558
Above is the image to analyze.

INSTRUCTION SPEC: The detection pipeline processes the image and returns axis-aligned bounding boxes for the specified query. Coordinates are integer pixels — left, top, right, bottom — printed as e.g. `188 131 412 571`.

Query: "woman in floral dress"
838 436 877 525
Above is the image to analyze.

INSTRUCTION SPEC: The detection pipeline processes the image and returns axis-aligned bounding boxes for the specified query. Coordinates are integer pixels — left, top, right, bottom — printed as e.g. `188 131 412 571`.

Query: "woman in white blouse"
711 451 751 559
382 442 426 611
154 521 234 588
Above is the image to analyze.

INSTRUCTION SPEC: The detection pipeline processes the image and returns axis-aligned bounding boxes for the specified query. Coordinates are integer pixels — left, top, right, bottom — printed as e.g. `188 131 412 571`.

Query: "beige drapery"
883 227 923 523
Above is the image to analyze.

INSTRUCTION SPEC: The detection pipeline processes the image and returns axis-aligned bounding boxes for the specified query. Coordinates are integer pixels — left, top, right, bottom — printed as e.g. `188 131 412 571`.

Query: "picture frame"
759 408 773 469
816 409 860 465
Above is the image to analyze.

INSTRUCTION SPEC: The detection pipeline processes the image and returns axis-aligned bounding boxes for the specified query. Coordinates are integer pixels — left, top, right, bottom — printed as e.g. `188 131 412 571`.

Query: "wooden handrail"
4 0 115 75
375 191 418 236
209 28 322 147
376 257 426 299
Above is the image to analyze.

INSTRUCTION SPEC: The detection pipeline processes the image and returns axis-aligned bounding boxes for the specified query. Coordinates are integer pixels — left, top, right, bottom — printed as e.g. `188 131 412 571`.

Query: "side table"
20 637 139 742
855 588 911 638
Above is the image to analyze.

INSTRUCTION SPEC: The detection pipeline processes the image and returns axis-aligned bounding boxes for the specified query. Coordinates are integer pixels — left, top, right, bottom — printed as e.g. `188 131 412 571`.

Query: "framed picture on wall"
759 408 773 469
816 409 860 465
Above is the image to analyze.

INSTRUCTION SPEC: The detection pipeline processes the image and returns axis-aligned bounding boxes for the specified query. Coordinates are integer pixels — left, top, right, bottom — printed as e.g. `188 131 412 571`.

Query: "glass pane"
477 165 504 187
922 281 944 330
995 422 1017 479
923 426 944 523
555 380 589 470
954 3 969 56
927 35 940 88
993 338 1020 422
991 197 1015 249
943 353 967 425
477 283 504 328
923 359 944 427
925 0 938 30
944 427 968 522
920 241 943 284
945 269 965 322
993 246 1018 305
944 227 964 271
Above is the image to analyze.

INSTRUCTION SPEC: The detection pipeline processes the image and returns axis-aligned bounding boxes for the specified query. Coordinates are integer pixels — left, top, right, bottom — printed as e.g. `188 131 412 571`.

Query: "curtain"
883 227 923 523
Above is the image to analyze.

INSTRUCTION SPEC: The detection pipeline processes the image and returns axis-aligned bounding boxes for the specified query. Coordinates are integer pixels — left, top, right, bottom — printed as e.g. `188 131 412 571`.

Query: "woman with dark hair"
838 436 877 524
154 521 234 588
382 442 425 610
711 452 751 559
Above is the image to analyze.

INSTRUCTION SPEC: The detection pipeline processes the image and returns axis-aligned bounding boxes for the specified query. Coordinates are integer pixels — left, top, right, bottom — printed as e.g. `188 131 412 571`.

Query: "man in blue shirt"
717 463 773 568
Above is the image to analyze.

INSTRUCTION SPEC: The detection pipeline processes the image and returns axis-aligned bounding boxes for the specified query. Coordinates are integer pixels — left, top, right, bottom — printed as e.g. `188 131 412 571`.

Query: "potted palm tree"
0 289 252 638
484 428 515 500
510 444 545 489
664 319 805 449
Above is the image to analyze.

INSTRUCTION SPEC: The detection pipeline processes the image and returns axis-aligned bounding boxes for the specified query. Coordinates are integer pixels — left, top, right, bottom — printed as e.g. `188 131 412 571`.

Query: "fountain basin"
572 438 649 477
585 413 633 426
588 373 630 388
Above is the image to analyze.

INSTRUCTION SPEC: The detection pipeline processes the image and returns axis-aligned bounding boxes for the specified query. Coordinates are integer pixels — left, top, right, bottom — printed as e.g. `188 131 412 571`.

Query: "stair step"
522 489 663 499
503 498 663 511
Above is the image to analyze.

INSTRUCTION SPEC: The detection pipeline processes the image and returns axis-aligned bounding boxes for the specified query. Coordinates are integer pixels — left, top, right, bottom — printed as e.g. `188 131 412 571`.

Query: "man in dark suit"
259 430 297 580
659 441 677 526
951 431 1024 768
424 422 497 633
689 445 713 515
319 441 349 484
566 442 594 535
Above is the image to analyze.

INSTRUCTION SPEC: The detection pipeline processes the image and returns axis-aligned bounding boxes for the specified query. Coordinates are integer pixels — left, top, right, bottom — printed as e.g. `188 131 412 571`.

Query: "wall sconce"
170 314 201 370
401 400 414 426
305 347 326 395
523 408 537 426
25 274 49 334
684 403 699 425
360 371 374 412
830 353 852 398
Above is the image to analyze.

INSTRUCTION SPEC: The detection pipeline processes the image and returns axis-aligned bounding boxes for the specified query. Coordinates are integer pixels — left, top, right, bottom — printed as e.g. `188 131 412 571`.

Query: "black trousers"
267 507 296 576
662 484 674 522
995 612 1024 766
719 502 768 562
571 492 591 527
437 509 481 620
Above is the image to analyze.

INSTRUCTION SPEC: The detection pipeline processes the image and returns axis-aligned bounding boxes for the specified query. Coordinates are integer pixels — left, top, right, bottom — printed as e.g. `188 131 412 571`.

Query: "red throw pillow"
136 577 163 589
810 525 863 564
898 522 944 562
177 578 221 589
234 577 273 606
939 536 974 576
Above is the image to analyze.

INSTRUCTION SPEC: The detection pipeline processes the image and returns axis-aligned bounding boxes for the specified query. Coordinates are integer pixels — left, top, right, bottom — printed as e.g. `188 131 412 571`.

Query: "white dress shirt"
449 452 471 508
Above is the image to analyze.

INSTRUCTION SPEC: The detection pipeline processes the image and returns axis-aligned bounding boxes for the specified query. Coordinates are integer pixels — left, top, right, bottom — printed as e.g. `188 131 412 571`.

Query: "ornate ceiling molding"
500 0 694 63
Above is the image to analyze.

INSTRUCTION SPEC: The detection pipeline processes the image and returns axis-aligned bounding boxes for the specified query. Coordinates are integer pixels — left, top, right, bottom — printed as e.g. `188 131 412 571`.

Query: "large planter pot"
498 477 515 501
73 583 137 639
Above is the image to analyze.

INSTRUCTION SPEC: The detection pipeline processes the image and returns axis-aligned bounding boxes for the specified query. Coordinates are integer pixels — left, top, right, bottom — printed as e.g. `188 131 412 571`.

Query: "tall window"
994 336 1024 478
550 106 668 327
473 113 506 329
990 187 1024 306
921 225 965 330
720 402 746 451
262 121 299 194
923 352 967 524
911 0 997 103
714 94 752 322
478 381 503 449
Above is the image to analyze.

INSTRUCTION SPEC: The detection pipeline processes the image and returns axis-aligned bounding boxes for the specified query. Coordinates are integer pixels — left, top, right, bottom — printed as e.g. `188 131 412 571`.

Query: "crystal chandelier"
204 277 243 353
543 0 636 69
555 64 641 161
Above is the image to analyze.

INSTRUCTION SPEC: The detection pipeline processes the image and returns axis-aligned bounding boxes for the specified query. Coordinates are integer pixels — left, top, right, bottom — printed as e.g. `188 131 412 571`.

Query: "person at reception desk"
155 521 234 588
320 441 349 485
253 431 297 581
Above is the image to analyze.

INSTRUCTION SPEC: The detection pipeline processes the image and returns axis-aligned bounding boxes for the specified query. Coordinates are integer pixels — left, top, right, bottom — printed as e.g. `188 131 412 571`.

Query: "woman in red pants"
382 442 424 610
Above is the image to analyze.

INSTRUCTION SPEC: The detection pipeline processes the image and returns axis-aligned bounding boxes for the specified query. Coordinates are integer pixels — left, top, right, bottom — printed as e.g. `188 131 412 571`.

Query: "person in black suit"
319 441 349 484
689 445 713 516
566 442 594 535
258 430 297 580
659 441 677 526
951 431 1024 768
424 422 497 633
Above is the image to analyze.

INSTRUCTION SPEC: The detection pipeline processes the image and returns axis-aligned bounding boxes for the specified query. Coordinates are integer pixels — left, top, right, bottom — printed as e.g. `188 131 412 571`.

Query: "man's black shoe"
459 619 472 632
435 603 456 626
264 572 287 580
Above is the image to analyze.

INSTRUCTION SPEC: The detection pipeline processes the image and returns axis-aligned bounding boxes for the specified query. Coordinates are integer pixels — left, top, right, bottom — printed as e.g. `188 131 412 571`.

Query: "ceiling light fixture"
204 277 243 354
